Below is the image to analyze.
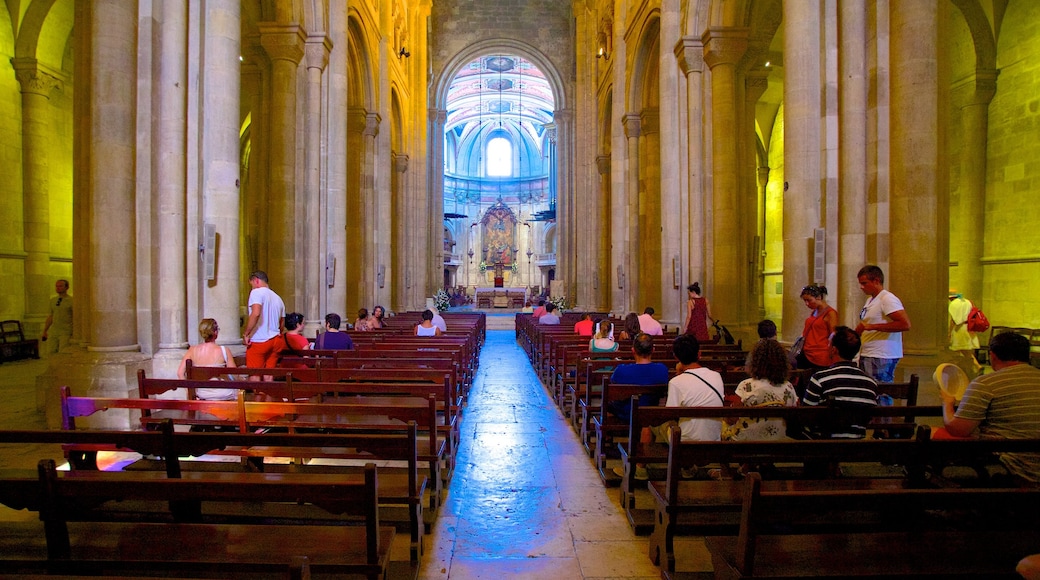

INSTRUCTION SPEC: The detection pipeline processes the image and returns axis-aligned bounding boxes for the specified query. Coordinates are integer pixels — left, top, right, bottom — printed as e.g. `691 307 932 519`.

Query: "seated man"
666 334 724 442
430 308 448 333
315 313 354 350
800 326 878 439
757 319 778 341
574 312 594 336
538 303 560 325
637 307 664 336
609 333 670 480
938 330 1040 484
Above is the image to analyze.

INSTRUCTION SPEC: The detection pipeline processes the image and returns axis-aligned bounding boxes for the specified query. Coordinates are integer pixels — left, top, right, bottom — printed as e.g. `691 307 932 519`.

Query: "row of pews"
0 311 486 580
518 311 1040 579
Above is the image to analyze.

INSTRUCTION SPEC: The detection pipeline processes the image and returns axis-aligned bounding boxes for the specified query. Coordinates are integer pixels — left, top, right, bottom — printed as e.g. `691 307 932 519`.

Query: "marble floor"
0 331 714 578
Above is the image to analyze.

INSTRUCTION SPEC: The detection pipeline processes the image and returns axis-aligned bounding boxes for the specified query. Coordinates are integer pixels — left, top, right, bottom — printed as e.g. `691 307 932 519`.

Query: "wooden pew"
615 403 945 535
16 459 395 579
703 470 1040 580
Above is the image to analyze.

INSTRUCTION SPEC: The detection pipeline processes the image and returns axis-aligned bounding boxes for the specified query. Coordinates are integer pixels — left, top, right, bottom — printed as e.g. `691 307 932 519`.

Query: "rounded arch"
16 0 73 72
709 0 751 28
627 14 661 113
683 0 713 37
390 87 403 153
950 0 997 71
347 11 375 110
543 223 557 254
432 39 568 114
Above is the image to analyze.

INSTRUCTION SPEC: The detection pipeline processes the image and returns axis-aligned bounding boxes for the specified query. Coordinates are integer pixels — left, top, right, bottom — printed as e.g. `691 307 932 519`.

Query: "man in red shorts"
242 270 285 379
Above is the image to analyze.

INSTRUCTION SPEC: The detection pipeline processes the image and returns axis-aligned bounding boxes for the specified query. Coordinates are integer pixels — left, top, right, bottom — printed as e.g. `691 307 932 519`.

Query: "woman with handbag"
797 284 838 375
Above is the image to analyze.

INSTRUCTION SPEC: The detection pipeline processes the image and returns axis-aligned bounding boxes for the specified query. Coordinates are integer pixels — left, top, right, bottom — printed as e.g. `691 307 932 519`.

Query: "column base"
36 348 152 430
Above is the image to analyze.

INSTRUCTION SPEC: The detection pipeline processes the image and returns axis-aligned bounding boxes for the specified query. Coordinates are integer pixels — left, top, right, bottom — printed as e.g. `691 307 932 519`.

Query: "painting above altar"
481 202 517 267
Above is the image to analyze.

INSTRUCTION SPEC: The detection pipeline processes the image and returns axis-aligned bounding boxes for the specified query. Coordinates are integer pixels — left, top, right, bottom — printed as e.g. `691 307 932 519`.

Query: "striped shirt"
955 363 1040 482
801 361 879 438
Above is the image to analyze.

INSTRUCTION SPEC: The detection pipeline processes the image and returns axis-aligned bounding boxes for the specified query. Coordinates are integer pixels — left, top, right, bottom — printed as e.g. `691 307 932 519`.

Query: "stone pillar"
89 0 139 351
745 68 769 324
596 155 611 310
200 0 242 345
640 109 661 313
622 113 641 314
781 1 821 341
703 27 748 327
346 107 367 314
889 0 944 354
302 36 331 321
675 37 706 302
362 112 381 309
555 109 576 304
155 1 188 352
393 155 410 310
71 0 92 347
950 70 996 305
427 109 447 303
838 0 870 330
12 59 62 323
258 24 305 308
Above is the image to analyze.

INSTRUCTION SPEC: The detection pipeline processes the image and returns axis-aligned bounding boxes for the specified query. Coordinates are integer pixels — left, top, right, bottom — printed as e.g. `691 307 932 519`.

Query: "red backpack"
966 302 990 334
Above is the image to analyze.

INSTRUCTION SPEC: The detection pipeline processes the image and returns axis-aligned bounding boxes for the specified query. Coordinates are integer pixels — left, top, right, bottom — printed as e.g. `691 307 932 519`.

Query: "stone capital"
757 166 770 186
951 68 998 108
553 109 573 125
640 109 659 135
596 155 611 175
363 113 381 137
393 154 410 173
11 58 62 97
674 37 704 75
745 67 769 102
258 23 306 64
305 35 333 70
429 108 447 125
702 27 749 69
622 113 641 139
348 107 368 134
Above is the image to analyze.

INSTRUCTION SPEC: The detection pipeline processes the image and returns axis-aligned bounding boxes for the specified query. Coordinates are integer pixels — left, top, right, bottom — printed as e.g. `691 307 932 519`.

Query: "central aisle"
418 330 666 579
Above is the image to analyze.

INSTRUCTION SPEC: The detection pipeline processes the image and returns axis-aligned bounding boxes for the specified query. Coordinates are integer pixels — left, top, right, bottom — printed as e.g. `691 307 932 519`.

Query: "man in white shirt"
666 334 724 441
854 265 911 383
637 307 663 336
431 308 448 333
243 270 286 376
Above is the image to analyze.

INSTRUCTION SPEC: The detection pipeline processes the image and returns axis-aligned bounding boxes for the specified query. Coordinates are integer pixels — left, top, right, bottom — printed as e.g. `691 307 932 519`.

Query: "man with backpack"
948 290 983 377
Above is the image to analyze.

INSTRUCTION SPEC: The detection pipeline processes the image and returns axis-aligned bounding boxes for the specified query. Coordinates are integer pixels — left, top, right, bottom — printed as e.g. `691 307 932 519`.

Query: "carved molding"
674 37 705 75
363 112 381 137
394 154 410 173
622 113 641 139
258 23 306 64
305 36 333 70
596 155 611 175
951 68 999 108
11 58 62 97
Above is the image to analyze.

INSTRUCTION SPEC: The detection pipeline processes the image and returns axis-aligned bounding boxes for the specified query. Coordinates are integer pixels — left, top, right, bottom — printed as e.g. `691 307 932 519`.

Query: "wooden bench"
616 403 944 534
43 459 392 579
1 320 40 363
703 470 1040 579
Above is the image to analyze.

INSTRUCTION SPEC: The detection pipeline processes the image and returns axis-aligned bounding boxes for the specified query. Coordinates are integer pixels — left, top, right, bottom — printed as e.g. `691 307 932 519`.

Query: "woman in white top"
176 318 238 400
724 339 797 441
415 309 443 337
589 320 619 353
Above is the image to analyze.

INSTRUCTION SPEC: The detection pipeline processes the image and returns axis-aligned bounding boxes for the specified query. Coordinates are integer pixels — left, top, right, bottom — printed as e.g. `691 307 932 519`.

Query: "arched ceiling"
445 55 555 147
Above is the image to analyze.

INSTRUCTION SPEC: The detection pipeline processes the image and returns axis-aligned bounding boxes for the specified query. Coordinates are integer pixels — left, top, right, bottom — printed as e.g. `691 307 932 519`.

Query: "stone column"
89 0 138 351
745 68 769 324
702 27 748 327
302 36 331 321
838 0 870 329
200 0 242 345
554 109 576 303
640 109 661 312
596 155 611 310
427 109 447 303
362 112 381 309
950 70 996 305
781 1 821 340
622 113 641 314
890 0 944 354
675 37 705 300
12 59 62 323
393 155 410 310
155 1 188 351
258 24 305 308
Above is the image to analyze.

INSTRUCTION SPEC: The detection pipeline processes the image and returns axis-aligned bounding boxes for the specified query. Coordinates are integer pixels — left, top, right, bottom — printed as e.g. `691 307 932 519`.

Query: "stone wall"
0 10 25 321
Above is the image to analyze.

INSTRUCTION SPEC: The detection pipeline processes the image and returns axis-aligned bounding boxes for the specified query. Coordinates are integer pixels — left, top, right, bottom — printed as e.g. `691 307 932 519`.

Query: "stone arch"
301 0 329 35
950 0 997 71
432 39 568 112
346 11 375 110
709 0 750 28
626 12 660 113
683 0 713 37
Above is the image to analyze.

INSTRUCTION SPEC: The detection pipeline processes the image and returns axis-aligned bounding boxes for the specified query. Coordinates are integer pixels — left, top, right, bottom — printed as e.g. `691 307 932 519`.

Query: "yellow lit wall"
985 0 1040 328
0 6 25 320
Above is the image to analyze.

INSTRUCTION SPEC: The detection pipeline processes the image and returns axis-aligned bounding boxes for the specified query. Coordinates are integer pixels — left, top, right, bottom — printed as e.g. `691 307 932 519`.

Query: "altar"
475 287 527 309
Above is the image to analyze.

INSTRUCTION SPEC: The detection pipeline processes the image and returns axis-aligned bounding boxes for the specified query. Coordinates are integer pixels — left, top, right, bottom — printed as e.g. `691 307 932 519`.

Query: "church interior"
1 0 1040 577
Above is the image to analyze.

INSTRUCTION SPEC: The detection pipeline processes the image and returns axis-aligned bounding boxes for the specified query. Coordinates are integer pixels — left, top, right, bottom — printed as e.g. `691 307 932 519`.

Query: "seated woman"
368 305 386 330
283 312 311 351
354 308 370 332
589 320 619 353
618 312 641 341
723 339 797 441
415 309 443 337
176 318 238 401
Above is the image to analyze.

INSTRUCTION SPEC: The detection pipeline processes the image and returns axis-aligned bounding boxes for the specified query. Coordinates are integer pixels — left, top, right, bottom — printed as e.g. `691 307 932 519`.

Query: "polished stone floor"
0 332 714 578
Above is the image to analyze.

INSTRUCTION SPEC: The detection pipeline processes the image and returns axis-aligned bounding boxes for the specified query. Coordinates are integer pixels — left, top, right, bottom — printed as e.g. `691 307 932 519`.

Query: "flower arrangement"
434 288 450 312
549 295 569 312
479 260 487 273
511 262 518 273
